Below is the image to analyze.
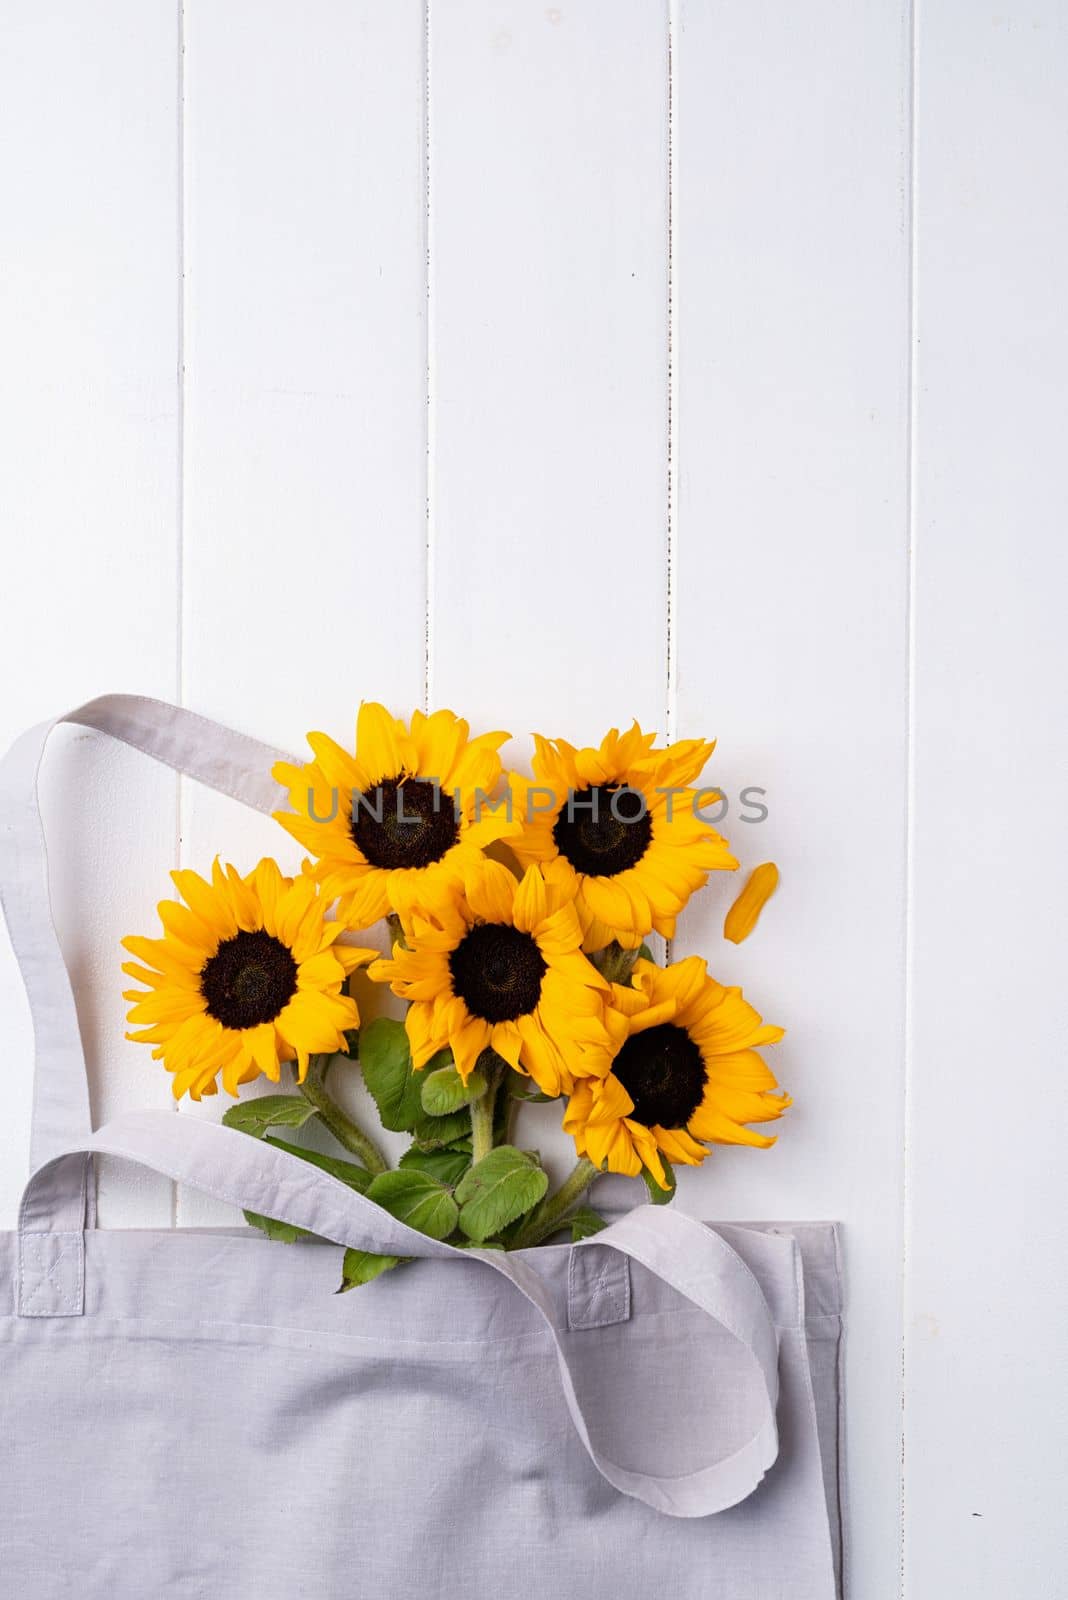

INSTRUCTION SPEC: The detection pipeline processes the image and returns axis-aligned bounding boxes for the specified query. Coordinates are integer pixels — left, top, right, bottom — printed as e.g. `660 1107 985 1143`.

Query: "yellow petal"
452 1016 492 1082
305 730 364 792
245 1022 281 1077
517 1014 571 1097
331 941 379 976
464 856 518 924
588 1072 636 1123
491 1021 523 1070
622 995 679 1035
276 991 348 1055
724 862 780 944
156 899 217 957
170 868 236 935
687 1106 779 1149
512 865 549 933
650 1125 707 1165
562 1079 595 1137
584 1117 643 1177
356 701 412 786
405 1000 444 1069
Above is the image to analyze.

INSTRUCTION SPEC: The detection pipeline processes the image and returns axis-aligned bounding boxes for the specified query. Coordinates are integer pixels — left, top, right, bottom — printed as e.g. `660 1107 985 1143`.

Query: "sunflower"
272 703 514 933
122 858 375 1100
563 956 789 1185
508 721 737 951
369 857 616 1096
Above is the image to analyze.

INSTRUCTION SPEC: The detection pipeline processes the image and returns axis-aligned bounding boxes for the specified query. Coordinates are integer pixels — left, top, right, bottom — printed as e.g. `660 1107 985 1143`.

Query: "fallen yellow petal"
724 862 780 944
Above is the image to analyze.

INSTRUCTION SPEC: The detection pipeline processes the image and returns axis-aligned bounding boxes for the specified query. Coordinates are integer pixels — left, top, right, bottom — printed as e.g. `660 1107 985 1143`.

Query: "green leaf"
454 1146 550 1243
569 1206 608 1242
410 1109 473 1149
399 1143 472 1187
366 1170 459 1241
642 1157 676 1205
637 942 655 964
264 1135 371 1193
359 1017 425 1132
243 1210 310 1243
338 1249 406 1292
420 1063 487 1116
222 1095 318 1140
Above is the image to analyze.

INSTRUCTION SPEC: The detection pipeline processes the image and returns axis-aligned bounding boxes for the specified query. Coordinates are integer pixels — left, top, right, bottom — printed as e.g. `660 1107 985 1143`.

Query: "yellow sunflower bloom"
122 858 375 1101
273 703 514 932
508 721 737 951
369 857 616 1097
563 956 789 1186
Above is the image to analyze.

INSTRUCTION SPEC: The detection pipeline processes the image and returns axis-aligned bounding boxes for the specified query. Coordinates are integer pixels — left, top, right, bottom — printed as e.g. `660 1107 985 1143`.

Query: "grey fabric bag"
0 697 845 1599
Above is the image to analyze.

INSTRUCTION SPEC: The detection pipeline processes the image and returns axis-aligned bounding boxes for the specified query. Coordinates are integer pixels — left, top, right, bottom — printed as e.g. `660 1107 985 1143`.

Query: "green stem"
500 1079 520 1146
299 1056 389 1175
470 1080 497 1164
470 1051 507 1163
509 1157 598 1249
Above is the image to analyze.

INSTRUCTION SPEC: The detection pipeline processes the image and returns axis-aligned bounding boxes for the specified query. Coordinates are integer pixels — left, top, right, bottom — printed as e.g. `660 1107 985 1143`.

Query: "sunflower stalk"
469 1075 499 1165
498 1077 522 1146
299 1055 389 1175
509 1158 598 1249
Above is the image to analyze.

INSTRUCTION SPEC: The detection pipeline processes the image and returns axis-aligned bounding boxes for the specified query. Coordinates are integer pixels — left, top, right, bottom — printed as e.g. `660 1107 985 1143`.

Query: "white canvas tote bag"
0 696 845 1599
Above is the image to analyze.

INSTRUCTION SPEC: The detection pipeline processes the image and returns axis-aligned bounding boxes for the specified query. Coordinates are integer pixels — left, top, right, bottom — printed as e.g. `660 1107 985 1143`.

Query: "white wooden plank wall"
906 2 1068 1595
0 0 181 1228
176 0 429 1220
672 8 912 1594
1 4 1065 1595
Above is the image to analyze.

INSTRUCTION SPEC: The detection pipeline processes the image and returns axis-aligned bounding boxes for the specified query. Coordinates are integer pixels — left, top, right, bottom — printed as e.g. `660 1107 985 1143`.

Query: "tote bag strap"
0 694 297 1226
0 693 296 1163
19 1108 781 1518
495 1206 782 1516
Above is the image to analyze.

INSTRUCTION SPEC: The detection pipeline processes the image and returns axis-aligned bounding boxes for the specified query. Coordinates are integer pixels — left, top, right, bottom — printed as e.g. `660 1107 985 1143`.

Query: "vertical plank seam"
173 0 188 1229
665 0 678 967
423 0 435 715
900 0 920 1593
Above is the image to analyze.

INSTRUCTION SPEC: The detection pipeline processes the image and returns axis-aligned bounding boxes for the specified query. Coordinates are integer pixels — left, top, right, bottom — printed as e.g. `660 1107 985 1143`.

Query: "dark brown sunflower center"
448 923 547 1023
200 929 298 1030
351 776 460 870
552 784 652 877
612 1022 706 1129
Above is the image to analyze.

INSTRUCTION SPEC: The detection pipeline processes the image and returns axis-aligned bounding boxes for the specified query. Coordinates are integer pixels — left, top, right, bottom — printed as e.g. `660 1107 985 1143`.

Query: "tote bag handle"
2 695 782 1518
20 1109 783 1518
0 694 296 1170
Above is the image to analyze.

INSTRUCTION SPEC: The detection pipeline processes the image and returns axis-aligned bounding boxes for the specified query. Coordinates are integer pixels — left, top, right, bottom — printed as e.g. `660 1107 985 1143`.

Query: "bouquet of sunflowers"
122 706 788 1288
